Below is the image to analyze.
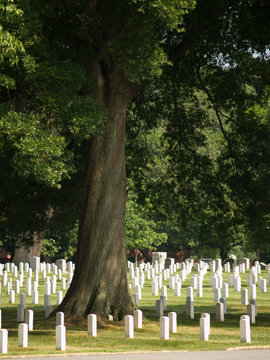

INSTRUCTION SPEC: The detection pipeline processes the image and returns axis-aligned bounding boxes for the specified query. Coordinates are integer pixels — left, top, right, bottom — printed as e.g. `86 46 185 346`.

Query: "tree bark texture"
57 62 137 319
12 233 44 265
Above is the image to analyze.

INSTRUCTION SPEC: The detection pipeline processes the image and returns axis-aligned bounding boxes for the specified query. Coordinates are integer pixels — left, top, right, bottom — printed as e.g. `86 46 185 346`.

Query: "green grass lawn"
1 265 270 355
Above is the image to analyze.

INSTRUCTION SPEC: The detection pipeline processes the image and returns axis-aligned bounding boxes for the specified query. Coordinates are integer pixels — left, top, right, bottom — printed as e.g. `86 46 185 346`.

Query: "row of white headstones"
0 310 97 352
0 307 251 354
0 259 74 315
0 258 269 352
0 259 74 353
128 259 270 343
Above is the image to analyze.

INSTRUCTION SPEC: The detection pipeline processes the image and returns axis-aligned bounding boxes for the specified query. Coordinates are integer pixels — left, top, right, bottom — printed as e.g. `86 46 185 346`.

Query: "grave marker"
18 323 28 347
249 284 256 299
124 315 134 338
241 289 248 305
247 304 256 324
56 325 66 350
0 329 8 353
87 314 97 336
216 302 224 322
240 315 251 343
134 310 142 328
220 297 227 314
17 305 25 323
56 312 64 326
168 312 177 333
250 299 257 316
160 316 169 340
25 310 34 331
160 295 167 311
156 300 163 317
222 283 228 298
32 291 39 305
186 296 194 320
57 291 63 305
200 317 209 341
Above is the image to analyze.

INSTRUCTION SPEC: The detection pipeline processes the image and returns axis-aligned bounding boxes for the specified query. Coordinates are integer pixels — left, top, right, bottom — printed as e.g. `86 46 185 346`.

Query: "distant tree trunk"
220 248 228 264
135 248 138 267
13 232 44 264
57 61 138 320
256 248 261 261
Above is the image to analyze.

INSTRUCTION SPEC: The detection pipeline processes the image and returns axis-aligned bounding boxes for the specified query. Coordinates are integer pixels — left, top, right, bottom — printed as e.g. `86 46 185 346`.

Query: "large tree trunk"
57 62 137 320
13 232 44 265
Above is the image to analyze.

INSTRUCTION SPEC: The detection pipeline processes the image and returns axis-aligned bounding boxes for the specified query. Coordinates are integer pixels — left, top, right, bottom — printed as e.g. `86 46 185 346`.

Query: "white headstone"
216 302 224 322
241 289 248 305
240 315 251 343
152 280 158 296
18 323 28 347
51 279 56 294
134 310 142 329
87 314 97 336
234 276 241 292
25 310 34 331
28 268 32 279
56 312 64 327
9 290 15 303
57 291 63 305
169 277 175 290
222 283 229 298
56 259 67 273
30 257 40 272
249 284 256 299
56 325 66 350
174 281 181 296
61 278 66 290
124 315 134 338
260 279 266 292
214 288 221 303
26 278 32 296
186 286 193 301
197 276 203 297
135 285 141 300
201 313 210 336
44 294 51 308
168 312 177 333
32 291 39 305
220 297 227 314
160 316 169 340
14 280 20 294
161 285 167 298
247 304 256 324
160 295 167 311
156 300 163 317
0 329 8 353
17 305 25 323
200 317 208 341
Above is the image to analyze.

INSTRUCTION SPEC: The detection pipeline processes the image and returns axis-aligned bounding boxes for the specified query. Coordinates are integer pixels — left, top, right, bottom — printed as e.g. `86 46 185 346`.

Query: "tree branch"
171 80 201 161
195 65 240 170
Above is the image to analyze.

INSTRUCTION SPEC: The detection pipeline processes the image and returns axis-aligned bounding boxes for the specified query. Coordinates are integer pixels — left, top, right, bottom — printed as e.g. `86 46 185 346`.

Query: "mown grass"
1 266 270 355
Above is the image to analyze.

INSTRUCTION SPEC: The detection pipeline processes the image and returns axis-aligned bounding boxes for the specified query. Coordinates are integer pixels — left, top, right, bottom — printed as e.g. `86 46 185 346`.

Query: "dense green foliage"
125 180 167 252
126 1 270 260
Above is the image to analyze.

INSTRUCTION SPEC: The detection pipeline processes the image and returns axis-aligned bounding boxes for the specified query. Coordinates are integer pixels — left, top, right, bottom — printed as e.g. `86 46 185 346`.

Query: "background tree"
129 1 270 263
1 0 196 319
125 179 168 266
